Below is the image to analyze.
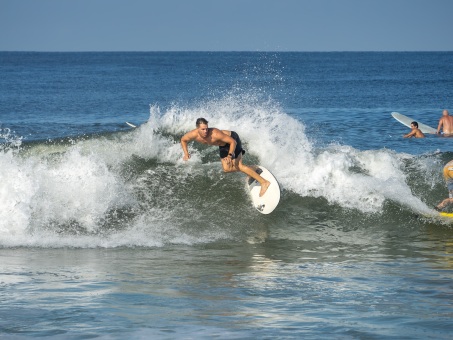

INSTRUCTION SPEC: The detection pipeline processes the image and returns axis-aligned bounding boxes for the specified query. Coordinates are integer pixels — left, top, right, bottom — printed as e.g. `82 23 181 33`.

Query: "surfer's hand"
183 154 190 161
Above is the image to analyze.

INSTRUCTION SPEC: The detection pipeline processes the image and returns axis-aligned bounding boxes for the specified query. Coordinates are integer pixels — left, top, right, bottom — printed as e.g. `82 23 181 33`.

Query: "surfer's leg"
236 156 270 197
221 155 270 196
245 165 259 184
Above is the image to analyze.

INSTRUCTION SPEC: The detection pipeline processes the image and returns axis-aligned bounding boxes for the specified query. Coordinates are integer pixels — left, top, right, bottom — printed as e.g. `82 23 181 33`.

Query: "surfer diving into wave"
180 118 270 197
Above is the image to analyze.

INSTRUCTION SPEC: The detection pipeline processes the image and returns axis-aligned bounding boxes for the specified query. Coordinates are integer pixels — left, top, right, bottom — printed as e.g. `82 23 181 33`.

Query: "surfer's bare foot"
259 180 271 197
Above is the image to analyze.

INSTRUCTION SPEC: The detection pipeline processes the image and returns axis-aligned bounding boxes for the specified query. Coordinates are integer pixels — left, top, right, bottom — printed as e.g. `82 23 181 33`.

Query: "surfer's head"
196 118 209 138
443 162 453 180
196 118 208 127
411 121 419 128
443 109 450 116
444 167 453 180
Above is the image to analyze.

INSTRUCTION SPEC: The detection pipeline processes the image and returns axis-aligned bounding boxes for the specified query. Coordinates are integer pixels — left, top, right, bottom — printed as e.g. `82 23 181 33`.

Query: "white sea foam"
154 94 433 214
0 93 439 247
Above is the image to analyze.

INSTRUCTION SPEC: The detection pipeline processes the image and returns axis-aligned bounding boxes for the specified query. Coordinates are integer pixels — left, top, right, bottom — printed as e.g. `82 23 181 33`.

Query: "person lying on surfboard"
180 117 271 197
403 121 425 138
436 109 453 135
435 160 453 211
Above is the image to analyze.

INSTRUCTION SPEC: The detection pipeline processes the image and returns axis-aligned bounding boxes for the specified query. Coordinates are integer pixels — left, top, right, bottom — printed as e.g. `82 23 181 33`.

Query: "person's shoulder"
210 127 223 135
211 128 230 141
182 128 197 138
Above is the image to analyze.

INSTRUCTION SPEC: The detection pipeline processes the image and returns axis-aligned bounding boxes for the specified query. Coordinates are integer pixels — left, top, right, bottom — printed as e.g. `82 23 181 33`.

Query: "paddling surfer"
403 121 425 138
180 118 271 197
436 109 453 135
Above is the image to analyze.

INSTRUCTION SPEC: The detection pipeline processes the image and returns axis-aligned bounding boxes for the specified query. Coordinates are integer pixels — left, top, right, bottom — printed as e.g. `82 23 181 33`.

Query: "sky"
0 0 452 52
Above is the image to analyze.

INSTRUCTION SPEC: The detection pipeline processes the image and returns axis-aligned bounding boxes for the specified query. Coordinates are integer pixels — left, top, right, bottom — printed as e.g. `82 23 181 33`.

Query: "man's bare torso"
441 116 453 134
195 128 229 146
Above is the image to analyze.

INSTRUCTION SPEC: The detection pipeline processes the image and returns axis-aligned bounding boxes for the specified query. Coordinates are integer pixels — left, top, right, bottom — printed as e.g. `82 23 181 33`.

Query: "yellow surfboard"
439 212 453 218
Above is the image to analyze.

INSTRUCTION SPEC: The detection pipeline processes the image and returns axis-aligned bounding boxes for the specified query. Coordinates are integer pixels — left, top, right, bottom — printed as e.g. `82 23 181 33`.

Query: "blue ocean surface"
1 52 453 338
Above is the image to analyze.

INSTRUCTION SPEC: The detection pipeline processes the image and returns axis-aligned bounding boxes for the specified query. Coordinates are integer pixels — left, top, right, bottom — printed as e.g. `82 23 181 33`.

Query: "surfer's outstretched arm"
436 198 453 211
437 119 443 134
180 130 197 161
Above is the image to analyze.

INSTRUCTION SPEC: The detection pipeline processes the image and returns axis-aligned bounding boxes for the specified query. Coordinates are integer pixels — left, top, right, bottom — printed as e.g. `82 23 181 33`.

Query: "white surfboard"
126 122 137 128
247 166 280 214
391 112 437 134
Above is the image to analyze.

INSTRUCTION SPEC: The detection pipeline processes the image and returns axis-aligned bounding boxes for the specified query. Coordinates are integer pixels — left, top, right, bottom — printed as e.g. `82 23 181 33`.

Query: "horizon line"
1 50 452 53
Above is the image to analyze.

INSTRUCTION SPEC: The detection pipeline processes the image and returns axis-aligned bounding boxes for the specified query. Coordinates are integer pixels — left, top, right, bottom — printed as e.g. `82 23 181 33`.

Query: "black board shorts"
219 131 246 159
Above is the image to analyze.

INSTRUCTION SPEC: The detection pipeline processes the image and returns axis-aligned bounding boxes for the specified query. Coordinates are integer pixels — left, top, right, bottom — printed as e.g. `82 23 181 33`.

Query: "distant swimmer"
180 118 271 197
403 121 425 138
435 160 453 211
436 109 453 135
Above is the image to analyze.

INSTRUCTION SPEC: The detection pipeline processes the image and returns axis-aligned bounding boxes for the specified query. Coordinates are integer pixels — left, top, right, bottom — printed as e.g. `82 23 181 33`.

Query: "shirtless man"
403 121 425 138
436 109 453 135
180 118 271 197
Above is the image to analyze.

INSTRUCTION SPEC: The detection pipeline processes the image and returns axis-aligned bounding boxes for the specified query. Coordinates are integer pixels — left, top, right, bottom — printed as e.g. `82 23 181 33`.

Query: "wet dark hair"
411 121 419 128
196 118 208 127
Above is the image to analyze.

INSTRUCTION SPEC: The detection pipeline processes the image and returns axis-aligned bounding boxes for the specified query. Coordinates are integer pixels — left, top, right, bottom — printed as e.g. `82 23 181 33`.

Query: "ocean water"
1 52 453 339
